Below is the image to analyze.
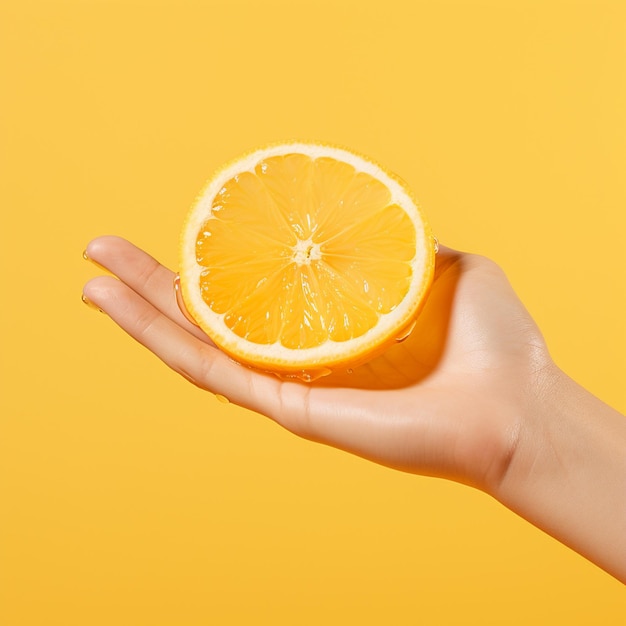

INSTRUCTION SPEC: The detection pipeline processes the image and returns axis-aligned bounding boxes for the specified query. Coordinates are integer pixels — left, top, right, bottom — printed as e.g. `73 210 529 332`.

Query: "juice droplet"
275 368 332 383
433 236 440 254
82 250 109 272
395 319 417 343
174 274 201 327
346 368 354 375
81 293 103 313
215 394 230 404
301 368 332 382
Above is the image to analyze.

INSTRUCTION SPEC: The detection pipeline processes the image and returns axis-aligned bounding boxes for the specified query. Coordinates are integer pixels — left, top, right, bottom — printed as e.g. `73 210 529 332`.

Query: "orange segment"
180 142 435 378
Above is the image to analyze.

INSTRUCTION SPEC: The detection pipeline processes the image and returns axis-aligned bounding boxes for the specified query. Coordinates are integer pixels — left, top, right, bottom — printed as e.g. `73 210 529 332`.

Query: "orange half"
179 142 436 380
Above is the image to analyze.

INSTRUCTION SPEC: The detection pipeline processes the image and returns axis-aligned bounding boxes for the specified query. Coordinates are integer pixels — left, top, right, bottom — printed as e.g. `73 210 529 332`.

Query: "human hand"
82 235 553 494
84 235 626 581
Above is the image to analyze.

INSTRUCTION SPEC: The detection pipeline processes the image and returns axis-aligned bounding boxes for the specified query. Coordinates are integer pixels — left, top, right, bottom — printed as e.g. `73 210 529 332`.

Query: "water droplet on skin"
174 274 201 327
215 394 230 404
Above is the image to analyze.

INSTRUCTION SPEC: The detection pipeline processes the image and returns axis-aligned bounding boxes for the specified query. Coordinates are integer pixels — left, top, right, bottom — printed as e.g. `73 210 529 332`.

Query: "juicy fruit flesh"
195 153 416 350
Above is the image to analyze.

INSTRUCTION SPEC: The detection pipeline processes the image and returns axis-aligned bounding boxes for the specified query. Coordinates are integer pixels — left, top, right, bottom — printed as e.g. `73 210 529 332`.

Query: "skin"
83 235 626 583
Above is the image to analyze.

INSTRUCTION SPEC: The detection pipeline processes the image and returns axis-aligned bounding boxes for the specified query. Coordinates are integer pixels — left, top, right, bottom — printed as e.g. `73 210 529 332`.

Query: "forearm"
493 365 626 582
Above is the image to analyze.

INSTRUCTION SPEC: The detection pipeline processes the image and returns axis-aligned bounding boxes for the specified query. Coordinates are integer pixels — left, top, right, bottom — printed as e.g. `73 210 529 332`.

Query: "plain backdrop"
1 1 625 624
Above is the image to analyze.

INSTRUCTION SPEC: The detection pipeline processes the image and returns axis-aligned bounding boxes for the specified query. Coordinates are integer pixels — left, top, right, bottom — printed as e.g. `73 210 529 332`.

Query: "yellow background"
1 0 625 623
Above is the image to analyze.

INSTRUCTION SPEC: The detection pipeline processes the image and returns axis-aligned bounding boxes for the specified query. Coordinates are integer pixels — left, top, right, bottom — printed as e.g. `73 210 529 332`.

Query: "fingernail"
81 293 104 313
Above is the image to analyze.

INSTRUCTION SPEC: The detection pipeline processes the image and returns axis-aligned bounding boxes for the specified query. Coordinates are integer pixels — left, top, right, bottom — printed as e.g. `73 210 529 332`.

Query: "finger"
84 236 211 343
82 276 369 462
82 275 382 452
83 275 294 415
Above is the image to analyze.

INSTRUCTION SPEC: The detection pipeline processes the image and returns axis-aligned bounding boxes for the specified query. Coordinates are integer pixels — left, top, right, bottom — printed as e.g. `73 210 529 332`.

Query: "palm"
299 247 548 485
84 237 549 492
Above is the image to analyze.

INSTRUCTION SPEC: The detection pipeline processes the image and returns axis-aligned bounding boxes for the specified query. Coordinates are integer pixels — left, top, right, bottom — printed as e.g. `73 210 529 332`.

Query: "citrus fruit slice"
179 142 436 380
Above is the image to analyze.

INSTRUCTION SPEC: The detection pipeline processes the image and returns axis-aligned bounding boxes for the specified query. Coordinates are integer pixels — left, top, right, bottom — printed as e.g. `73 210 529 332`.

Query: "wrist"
490 362 626 581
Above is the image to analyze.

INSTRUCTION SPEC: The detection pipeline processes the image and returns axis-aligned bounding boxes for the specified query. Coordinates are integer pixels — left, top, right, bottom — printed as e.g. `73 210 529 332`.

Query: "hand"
82 235 551 493
83 236 626 582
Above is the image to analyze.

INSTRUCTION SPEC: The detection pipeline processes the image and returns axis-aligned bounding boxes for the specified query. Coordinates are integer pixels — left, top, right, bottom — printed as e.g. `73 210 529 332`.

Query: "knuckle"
192 344 218 387
135 256 161 290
